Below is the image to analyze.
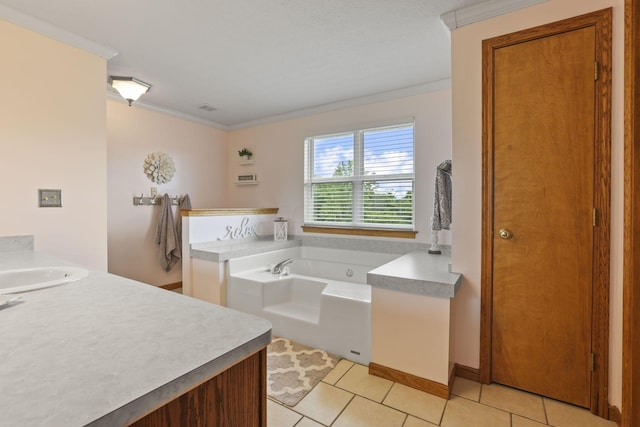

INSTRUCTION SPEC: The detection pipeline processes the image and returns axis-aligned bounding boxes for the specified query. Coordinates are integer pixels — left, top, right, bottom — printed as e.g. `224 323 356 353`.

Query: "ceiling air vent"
196 104 216 112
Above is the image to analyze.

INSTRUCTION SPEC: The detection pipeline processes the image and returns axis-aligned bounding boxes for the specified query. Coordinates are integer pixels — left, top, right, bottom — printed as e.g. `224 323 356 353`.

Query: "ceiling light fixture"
109 76 151 106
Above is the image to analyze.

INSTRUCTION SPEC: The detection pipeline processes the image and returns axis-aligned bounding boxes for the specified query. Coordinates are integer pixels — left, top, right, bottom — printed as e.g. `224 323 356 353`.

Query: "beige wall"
107 100 227 286
451 0 624 407
227 89 453 244
0 19 108 270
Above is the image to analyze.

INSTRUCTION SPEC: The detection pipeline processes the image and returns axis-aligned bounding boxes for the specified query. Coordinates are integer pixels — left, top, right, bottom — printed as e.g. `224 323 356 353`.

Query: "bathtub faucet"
271 258 293 275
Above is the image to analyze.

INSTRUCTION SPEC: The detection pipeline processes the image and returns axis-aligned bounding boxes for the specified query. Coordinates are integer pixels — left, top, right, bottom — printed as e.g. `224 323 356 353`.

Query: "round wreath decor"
143 152 175 184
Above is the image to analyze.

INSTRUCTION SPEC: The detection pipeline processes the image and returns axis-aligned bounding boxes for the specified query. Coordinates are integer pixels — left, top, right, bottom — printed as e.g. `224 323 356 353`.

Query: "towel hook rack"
133 193 181 206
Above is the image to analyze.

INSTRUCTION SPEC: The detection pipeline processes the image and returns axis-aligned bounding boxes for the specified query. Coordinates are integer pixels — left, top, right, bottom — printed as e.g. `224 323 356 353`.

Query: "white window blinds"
304 123 415 229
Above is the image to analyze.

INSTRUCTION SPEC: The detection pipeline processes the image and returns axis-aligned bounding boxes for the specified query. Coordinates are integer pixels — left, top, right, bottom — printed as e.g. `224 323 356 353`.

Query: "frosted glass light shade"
110 76 151 106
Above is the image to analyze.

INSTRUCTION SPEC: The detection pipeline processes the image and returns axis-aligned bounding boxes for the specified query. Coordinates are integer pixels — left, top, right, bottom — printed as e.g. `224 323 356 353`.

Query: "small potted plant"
238 148 253 161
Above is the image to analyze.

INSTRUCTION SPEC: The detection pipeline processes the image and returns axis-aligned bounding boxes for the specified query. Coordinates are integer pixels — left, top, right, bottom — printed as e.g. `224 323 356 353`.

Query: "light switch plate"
39 189 62 207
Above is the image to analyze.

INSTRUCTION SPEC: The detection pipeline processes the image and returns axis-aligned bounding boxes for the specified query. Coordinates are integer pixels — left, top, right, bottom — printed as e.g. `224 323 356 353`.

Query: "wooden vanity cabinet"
128 348 266 427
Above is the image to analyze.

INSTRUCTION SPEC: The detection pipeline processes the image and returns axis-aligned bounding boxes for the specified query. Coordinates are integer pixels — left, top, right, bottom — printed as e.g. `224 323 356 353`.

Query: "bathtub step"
264 302 320 324
322 282 370 303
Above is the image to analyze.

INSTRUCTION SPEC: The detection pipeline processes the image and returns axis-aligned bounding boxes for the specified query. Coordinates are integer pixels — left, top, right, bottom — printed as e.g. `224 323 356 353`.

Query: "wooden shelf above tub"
181 208 279 217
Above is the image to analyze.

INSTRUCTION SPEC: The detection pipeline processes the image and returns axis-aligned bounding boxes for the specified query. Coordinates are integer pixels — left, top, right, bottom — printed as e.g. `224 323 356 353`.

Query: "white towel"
432 160 452 231
156 193 181 271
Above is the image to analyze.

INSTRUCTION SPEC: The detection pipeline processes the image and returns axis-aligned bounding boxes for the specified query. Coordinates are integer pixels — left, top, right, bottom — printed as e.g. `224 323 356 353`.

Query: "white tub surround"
188 238 299 305
368 250 462 400
0 249 271 427
181 208 282 303
0 234 34 252
184 222 431 305
300 235 443 255
227 247 397 365
186 232 463 394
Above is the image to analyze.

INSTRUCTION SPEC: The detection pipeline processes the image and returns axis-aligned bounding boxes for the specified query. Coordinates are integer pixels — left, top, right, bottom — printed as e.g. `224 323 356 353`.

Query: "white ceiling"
0 0 488 129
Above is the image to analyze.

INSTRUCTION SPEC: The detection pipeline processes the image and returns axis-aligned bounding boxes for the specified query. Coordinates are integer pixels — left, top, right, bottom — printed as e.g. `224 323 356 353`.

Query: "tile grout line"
321 375 438 426
541 397 549 425
324 360 355 386
350 386 438 426
326 361 450 425
479 384 549 425
380 380 395 403
287 406 329 427
284 381 357 426
399 413 409 427
328 393 356 426
291 414 305 427
327 378 424 423
438 398 449 426
283 362 359 427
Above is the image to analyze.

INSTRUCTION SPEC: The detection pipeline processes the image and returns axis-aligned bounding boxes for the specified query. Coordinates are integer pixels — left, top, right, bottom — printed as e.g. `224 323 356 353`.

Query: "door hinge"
593 208 598 227
595 61 599 81
590 352 596 372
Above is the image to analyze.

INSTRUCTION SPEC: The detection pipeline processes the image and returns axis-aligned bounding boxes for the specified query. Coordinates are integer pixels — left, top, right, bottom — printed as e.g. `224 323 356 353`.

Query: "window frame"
303 122 416 237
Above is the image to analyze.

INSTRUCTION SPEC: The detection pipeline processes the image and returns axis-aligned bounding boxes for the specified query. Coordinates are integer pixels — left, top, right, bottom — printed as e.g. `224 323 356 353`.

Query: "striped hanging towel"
432 160 452 231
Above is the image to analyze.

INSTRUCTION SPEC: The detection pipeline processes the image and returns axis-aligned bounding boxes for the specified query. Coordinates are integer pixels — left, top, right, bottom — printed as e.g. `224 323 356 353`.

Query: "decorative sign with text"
217 216 257 240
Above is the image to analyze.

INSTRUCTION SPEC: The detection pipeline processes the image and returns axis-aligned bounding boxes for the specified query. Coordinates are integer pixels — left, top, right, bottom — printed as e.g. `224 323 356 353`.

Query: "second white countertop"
367 250 462 298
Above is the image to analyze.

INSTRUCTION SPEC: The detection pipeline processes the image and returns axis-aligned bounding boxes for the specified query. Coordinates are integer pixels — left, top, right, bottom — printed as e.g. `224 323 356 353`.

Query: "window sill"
301 226 417 239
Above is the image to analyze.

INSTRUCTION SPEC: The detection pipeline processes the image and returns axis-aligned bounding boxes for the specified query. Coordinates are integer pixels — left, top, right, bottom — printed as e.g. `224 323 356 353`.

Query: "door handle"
499 228 514 240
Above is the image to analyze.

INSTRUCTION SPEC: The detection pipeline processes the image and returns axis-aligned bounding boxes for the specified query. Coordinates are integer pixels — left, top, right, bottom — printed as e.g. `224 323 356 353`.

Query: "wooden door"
481 9 612 413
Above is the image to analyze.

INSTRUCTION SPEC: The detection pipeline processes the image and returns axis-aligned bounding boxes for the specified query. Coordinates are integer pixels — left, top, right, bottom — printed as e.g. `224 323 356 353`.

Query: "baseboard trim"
453 364 481 382
369 362 449 399
159 281 182 291
448 364 457 391
608 405 621 425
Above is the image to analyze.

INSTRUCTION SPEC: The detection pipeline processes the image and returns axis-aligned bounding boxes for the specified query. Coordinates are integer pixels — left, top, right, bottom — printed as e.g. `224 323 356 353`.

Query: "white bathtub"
227 246 397 364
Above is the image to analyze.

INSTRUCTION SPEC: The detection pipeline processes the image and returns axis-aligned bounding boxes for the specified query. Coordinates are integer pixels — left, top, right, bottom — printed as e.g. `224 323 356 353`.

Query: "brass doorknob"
499 228 513 240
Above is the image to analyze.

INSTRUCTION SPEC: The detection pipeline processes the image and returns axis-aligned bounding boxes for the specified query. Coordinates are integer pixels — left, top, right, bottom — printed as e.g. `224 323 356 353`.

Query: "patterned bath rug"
267 337 340 407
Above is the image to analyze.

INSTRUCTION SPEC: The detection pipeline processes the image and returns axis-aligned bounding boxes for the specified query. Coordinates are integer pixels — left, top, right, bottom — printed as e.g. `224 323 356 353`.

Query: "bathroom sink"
0 266 89 294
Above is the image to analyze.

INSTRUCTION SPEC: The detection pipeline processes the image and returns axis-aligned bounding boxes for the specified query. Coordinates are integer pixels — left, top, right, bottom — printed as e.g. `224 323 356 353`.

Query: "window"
304 123 415 232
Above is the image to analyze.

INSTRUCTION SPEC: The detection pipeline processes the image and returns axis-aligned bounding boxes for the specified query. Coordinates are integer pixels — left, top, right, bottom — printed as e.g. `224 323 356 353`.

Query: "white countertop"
367 250 462 298
191 237 301 262
191 239 462 298
0 250 271 427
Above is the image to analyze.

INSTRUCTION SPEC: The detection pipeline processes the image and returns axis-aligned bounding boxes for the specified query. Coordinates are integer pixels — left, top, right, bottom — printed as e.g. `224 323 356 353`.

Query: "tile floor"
267 359 617 427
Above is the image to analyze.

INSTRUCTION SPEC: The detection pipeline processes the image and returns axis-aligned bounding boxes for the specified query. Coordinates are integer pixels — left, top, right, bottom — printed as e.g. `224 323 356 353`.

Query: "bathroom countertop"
367 250 462 298
0 250 271 427
191 237 301 262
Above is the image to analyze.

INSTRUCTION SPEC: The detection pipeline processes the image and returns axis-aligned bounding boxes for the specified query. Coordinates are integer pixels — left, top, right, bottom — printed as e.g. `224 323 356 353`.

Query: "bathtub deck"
323 281 371 302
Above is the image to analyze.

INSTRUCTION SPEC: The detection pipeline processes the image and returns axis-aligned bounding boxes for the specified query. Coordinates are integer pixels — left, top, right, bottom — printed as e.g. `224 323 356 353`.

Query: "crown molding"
106 92 230 130
227 79 451 131
0 4 117 59
107 79 451 132
441 0 549 30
